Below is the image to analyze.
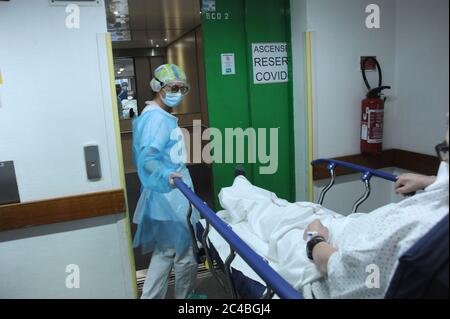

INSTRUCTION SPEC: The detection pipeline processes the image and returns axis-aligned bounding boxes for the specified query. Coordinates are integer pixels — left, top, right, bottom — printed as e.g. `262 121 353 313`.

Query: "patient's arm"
395 173 436 195
304 220 338 275
312 242 338 275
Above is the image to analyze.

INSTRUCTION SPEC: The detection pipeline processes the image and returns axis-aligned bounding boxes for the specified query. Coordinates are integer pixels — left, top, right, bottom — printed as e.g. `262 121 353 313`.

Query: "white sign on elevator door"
221 53 236 75
252 43 289 84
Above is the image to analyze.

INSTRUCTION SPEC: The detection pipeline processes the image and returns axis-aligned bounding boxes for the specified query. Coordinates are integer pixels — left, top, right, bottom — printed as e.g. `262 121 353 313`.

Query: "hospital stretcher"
174 160 449 299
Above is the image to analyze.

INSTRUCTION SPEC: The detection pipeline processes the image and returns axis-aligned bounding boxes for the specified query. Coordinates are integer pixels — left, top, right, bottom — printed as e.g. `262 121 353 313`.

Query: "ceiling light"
119 68 125 72
164 38 168 42
114 11 119 15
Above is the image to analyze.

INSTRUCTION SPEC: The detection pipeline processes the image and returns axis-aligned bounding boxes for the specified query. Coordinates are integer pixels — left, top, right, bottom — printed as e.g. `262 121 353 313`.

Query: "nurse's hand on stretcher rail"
169 172 184 188
395 173 437 195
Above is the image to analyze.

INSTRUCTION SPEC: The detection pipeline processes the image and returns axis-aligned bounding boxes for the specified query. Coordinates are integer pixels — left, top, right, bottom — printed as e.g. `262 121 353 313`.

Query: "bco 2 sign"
252 43 289 84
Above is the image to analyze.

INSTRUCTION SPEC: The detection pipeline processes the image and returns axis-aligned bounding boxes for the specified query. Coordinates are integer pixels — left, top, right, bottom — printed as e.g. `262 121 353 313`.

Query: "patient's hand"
395 173 436 195
303 220 336 275
304 220 329 242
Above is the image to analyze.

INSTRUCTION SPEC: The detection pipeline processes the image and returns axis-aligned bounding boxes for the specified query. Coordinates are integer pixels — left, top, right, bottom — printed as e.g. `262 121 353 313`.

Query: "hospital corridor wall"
394 0 449 155
291 0 397 160
0 0 136 298
290 0 448 206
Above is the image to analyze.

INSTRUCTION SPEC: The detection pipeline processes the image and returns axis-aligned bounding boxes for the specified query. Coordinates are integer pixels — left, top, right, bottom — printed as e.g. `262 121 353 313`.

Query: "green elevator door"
202 0 295 208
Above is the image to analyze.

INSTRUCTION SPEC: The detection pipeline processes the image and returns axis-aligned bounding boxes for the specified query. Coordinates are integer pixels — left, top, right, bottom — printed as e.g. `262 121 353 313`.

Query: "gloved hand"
395 173 436 195
169 172 184 188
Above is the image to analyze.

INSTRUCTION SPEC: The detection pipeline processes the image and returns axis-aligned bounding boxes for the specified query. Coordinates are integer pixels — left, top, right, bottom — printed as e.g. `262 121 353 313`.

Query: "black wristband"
306 236 326 260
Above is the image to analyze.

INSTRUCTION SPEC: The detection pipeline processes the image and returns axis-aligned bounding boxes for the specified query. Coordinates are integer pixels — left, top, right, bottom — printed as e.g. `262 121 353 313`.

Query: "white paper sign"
221 53 236 76
252 43 289 84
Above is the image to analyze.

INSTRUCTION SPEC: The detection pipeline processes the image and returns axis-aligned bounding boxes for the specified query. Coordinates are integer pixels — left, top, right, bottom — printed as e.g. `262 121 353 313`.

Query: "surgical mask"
161 92 183 108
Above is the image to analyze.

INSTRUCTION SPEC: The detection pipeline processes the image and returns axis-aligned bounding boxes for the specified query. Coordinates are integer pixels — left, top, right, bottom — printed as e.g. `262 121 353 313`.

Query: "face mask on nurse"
161 91 184 108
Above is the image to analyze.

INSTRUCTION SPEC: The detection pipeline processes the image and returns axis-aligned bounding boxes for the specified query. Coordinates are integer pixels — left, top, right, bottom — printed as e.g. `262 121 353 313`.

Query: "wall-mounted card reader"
84 145 102 181
0 161 21 205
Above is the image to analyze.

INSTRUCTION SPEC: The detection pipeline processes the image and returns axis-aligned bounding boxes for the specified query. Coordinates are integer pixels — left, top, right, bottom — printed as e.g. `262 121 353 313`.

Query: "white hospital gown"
305 162 449 299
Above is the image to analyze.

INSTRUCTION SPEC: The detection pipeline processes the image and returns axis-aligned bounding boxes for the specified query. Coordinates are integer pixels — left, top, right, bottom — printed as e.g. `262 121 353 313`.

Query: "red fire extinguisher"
360 57 391 155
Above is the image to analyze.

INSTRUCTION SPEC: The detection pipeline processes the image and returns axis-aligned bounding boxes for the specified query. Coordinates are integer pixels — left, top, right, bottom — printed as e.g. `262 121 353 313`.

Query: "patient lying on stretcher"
216 137 449 299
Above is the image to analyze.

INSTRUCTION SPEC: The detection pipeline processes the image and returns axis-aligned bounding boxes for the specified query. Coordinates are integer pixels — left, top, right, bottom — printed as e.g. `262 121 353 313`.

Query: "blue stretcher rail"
174 178 303 300
312 159 398 182
312 159 399 213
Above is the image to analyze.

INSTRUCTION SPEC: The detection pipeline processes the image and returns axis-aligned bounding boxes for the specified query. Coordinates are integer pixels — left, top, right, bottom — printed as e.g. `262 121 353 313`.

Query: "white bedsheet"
202 162 449 299
204 176 342 290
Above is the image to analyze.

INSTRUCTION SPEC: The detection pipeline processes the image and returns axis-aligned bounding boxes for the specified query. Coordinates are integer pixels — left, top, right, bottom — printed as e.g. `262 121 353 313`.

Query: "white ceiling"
106 0 201 49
